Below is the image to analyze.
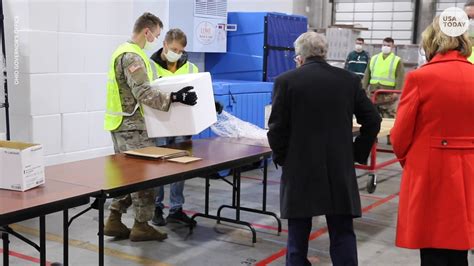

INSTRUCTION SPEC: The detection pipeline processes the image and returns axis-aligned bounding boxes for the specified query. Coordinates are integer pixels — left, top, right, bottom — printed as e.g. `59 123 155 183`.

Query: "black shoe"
166 208 197 227
151 208 167 226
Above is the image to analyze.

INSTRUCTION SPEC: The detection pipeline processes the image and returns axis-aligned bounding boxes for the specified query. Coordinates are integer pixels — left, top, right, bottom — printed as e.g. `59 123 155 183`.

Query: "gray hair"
294 32 328 59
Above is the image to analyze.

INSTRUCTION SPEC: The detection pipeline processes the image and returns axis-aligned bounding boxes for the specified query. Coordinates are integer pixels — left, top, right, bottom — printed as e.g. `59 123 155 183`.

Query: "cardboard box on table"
143 72 217 138
0 141 45 191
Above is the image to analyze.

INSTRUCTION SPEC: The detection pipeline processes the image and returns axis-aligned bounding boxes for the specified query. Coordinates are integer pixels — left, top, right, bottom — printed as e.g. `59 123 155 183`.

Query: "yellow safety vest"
369 52 401 87
152 61 198 78
104 43 153 131
468 46 474 64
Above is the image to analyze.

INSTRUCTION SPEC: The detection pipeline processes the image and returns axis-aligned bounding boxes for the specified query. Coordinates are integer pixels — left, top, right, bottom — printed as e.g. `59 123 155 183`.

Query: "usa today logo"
439 7 469 37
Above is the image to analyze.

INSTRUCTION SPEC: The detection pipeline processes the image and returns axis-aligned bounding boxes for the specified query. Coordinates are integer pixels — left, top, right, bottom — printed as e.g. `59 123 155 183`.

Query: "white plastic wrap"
210 111 268 140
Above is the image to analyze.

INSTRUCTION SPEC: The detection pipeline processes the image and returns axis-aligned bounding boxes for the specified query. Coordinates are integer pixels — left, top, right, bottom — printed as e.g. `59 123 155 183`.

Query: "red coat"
391 51 474 250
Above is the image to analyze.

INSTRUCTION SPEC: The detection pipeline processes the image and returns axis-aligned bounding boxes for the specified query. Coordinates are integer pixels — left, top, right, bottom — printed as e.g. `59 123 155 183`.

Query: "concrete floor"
4 148 474 265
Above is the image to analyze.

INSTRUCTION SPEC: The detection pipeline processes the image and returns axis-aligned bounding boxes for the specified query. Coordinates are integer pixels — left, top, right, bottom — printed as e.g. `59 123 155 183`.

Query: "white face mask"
165 49 182 63
144 33 157 51
355 44 363 52
381 45 392 55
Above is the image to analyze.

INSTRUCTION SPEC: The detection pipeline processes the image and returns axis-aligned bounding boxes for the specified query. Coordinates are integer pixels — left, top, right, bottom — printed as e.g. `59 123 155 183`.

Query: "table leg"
63 209 69 266
235 168 241 222
98 196 105 266
39 215 46 266
2 231 9 266
262 159 268 212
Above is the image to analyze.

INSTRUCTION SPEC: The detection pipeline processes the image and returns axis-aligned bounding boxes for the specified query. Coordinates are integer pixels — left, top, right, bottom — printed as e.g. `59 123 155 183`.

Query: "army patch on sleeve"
128 62 142 73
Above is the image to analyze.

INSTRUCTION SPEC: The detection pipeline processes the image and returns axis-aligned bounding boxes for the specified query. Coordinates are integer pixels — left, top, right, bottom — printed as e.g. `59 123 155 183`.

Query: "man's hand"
171 86 198 106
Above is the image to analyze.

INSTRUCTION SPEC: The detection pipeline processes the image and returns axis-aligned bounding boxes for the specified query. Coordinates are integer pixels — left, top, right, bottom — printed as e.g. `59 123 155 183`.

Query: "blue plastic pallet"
205 12 308 82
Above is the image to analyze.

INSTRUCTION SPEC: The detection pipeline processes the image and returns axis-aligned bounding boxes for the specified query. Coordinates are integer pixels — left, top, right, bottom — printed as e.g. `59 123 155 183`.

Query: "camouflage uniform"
109 42 172 222
362 58 405 118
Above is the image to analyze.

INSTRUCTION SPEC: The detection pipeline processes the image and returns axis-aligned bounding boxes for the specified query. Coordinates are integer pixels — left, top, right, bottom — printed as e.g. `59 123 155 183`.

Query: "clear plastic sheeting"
211 111 268 140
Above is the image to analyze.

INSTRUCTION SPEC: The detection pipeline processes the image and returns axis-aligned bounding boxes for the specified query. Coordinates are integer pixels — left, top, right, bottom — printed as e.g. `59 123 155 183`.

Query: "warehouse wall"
333 0 415 45
2 0 171 166
1 0 298 165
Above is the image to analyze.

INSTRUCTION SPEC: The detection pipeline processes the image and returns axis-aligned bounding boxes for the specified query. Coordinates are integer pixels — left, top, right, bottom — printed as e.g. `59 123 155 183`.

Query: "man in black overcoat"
267 32 381 266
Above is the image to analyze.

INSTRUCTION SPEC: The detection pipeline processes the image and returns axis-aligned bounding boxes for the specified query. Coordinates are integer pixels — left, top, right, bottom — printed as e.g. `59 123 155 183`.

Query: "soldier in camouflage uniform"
362 37 405 118
104 13 197 242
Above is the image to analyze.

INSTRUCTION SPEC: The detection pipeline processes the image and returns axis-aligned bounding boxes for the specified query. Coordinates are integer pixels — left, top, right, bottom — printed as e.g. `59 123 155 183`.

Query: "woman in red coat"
391 17 474 265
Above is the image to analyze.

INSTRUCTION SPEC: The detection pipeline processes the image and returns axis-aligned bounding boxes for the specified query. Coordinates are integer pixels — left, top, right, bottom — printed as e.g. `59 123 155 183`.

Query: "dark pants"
286 215 358 266
420 248 468 266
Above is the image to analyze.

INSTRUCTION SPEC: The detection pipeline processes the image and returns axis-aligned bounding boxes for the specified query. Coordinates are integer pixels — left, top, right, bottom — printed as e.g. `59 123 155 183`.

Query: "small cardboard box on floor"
143 72 217 138
0 141 45 191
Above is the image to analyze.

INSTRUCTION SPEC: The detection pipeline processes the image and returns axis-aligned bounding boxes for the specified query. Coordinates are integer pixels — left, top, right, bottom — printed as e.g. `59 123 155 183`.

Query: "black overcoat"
267 57 381 219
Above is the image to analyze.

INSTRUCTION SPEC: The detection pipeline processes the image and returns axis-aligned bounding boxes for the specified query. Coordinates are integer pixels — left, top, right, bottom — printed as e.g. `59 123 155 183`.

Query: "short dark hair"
356 37 365 43
133 12 163 34
465 0 474 7
165 28 187 47
383 37 395 44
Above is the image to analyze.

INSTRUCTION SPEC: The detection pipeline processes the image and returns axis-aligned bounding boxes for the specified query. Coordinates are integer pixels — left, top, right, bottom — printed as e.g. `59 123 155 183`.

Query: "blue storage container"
205 12 308 82
193 79 273 140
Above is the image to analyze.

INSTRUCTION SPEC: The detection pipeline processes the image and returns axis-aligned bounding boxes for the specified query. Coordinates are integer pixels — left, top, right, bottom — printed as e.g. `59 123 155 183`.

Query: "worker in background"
465 0 474 63
362 37 405 118
344 37 370 79
149 29 198 228
103 13 198 242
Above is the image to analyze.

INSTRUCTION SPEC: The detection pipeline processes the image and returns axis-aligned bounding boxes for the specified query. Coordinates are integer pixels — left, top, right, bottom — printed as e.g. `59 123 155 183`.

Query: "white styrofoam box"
393 12 413 21
391 31 412 40
23 31 59 73
354 13 373 21
86 0 133 35
144 72 217 138
354 2 373 12
0 140 45 191
9 114 31 142
393 22 412 31
372 21 393 30
84 34 126 73
62 113 89 153
373 12 392 21
59 0 86 32
336 3 354 12
32 114 62 155
28 0 59 31
85 74 108 111
335 13 354 22
30 74 61 115
58 74 87 113
374 2 393 12
88 111 112 148
58 33 86 73
62 146 114 164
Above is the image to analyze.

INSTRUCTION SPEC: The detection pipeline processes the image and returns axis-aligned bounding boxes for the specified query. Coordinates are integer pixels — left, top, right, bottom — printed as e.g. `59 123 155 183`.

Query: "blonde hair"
421 16 472 61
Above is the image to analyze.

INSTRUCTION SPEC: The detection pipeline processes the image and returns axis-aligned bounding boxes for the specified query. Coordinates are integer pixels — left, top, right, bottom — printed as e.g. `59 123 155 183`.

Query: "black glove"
171 86 198 106
215 101 223 114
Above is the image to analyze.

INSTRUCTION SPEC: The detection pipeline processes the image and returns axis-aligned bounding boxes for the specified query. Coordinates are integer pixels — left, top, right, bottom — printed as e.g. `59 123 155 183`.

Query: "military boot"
129 220 168 242
104 210 130 239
